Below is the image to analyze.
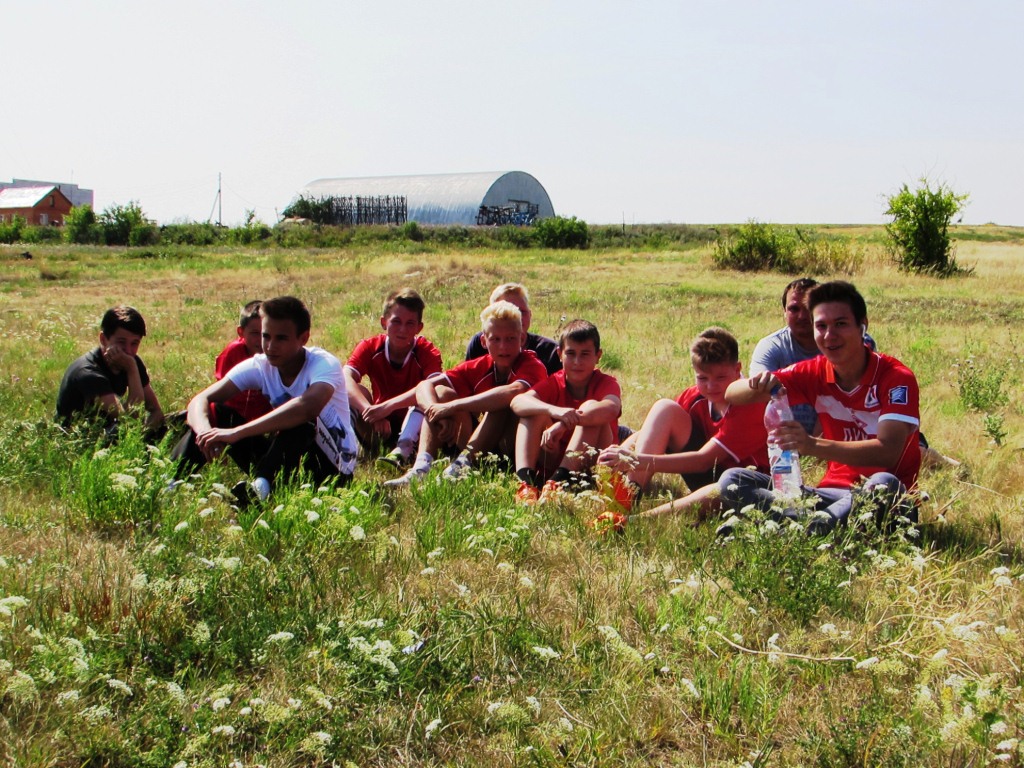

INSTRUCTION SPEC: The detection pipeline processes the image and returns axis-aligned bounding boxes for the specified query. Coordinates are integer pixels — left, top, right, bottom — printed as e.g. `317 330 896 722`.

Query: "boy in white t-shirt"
183 295 357 505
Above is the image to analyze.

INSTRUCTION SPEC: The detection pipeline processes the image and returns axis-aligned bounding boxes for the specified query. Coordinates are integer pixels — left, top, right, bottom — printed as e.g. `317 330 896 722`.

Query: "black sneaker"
231 480 257 510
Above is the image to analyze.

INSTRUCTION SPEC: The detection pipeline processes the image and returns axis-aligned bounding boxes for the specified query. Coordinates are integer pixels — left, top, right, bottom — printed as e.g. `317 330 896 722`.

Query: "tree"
64 205 100 244
885 179 969 277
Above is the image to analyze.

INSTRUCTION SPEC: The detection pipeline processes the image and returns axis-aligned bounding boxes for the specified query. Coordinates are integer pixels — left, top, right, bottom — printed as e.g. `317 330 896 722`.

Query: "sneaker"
375 449 408 476
383 468 429 488
597 471 637 513
515 481 541 505
715 514 741 538
589 510 627 534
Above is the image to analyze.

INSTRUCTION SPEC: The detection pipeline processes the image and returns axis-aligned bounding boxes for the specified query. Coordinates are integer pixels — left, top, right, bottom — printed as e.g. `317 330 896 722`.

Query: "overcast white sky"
4 1 1021 226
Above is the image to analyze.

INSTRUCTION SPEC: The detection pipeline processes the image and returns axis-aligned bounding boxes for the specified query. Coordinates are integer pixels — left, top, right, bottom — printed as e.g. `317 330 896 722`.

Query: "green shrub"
98 201 157 246
226 210 272 245
713 220 798 272
160 221 223 246
64 205 101 244
885 178 970 276
532 215 590 249
20 225 63 243
0 215 25 243
713 221 863 274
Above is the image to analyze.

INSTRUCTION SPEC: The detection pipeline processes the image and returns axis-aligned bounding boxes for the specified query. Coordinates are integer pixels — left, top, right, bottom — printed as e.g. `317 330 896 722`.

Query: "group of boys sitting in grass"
56 278 935 535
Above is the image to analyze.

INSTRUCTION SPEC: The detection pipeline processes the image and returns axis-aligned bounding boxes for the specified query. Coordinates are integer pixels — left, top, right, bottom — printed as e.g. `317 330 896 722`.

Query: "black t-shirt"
464 331 562 376
55 347 151 426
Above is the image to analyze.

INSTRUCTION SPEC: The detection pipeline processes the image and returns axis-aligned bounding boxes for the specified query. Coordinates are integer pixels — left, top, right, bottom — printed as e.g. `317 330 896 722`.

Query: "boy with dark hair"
183 296 357 505
511 320 621 503
56 305 165 431
345 288 443 472
719 280 920 536
385 300 548 486
465 282 561 375
596 327 768 528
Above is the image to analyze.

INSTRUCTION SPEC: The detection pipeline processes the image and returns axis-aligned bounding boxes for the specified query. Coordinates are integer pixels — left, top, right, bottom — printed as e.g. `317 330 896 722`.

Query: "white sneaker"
384 467 429 487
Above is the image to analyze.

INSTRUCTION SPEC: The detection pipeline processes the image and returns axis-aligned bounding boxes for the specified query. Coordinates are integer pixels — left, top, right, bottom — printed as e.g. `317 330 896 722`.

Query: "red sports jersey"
530 369 622 457
775 350 921 489
675 386 770 473
346 334 443 404
444 350 548 400
215 338 272 422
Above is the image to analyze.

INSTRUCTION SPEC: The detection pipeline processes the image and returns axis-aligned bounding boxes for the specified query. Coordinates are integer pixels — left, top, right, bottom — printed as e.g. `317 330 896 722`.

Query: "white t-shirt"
226 346 357 458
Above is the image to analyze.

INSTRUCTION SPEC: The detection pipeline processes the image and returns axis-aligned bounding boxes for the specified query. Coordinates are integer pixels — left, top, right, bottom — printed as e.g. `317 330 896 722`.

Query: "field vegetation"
0 225 1023 766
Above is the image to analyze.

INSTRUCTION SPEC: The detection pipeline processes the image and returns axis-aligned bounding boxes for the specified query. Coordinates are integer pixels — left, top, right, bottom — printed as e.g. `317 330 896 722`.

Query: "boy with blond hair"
345 288 443 471
386 300 548 486
511 320 621 503
596 327 768 527
465 282 561 375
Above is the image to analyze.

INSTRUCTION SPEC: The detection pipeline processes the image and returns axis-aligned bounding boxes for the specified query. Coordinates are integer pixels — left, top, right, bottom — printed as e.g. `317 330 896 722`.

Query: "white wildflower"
174 521 189 533
855 657 879 669
496 562 514 572
990 566 1011 576
931 648 948 661
519 576 535 589
525 696 541 717
990 720 1008 735
211 725 235 737
265 631 295 644
305 510 320 523
679 678 700 700
198 507 214 518
427 548 444 560
110 473 138 491
273 504 285 514
107 678 133 697
212 697 231 711
456 584 471 598
419 567 435 576
996 738 1018 751
532 645 561 661
55 689 80 706
994 575 1013 588
349 525 366 541
0 595 29 616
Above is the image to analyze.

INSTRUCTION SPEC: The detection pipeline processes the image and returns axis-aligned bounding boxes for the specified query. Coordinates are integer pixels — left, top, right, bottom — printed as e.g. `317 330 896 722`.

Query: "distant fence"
332 196 407 226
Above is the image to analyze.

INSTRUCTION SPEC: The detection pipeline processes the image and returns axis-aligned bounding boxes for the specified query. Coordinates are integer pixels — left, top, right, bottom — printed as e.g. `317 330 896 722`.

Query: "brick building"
0 185 73 226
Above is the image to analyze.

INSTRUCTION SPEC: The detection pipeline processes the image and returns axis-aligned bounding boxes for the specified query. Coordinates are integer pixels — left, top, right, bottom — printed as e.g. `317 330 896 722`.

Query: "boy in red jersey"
344 288 443 472
511 320 621 503
214 300 273 423
718 281 920 536
385 300 548 486
597 327 768 526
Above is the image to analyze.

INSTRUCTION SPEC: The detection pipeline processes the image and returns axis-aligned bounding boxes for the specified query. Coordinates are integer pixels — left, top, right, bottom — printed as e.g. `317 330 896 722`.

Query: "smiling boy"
345 289 442 471
511 320 620 502
596 327 768 525
56 305 164 432
718 281 920 535
385 300 548 486
183 296 357 505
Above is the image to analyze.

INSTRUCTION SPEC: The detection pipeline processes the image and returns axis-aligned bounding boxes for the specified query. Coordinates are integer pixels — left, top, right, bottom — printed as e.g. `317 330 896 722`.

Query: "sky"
4 0 1022 226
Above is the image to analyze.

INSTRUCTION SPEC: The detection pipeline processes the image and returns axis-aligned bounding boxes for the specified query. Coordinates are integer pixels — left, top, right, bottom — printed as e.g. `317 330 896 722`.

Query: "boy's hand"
103 344 134 373
597 445 635 472
747 371 779 394
540 422 567 452
362 403 392 424
553 407 583 428
195 427 239 461
769 420 811 454
424 402 455 423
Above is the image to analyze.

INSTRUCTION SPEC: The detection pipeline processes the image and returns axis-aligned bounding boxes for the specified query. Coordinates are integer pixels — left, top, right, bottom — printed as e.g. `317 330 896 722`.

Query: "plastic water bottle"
764 386 803 499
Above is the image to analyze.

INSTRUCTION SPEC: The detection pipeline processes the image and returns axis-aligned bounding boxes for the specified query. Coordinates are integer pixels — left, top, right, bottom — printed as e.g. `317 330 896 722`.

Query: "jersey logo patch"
864 385 879 409
888 385 909 405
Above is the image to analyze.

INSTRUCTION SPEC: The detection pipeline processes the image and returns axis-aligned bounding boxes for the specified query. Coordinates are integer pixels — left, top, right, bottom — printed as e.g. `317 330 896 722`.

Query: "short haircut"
101 306 146 338
690 327 739 368
260 296 311 335
489 282 529 305
239 300 262 329
382 288 425 321
480 300 523 333
559 319 601 351
807 280 867 325
782 277 818 307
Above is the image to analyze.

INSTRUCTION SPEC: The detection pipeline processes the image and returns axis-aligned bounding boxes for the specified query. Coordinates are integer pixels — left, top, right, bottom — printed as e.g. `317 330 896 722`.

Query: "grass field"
1 229 1023 766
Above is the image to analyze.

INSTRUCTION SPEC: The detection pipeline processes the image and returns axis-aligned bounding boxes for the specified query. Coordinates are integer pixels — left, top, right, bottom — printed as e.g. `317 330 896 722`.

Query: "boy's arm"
142 384 164 428
195 382 334 451
724 372 777 405
774 418 916 470
344 367 374 418
599 437 732 475
575 395 621 425
363 388 419 422
425 381 529 422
